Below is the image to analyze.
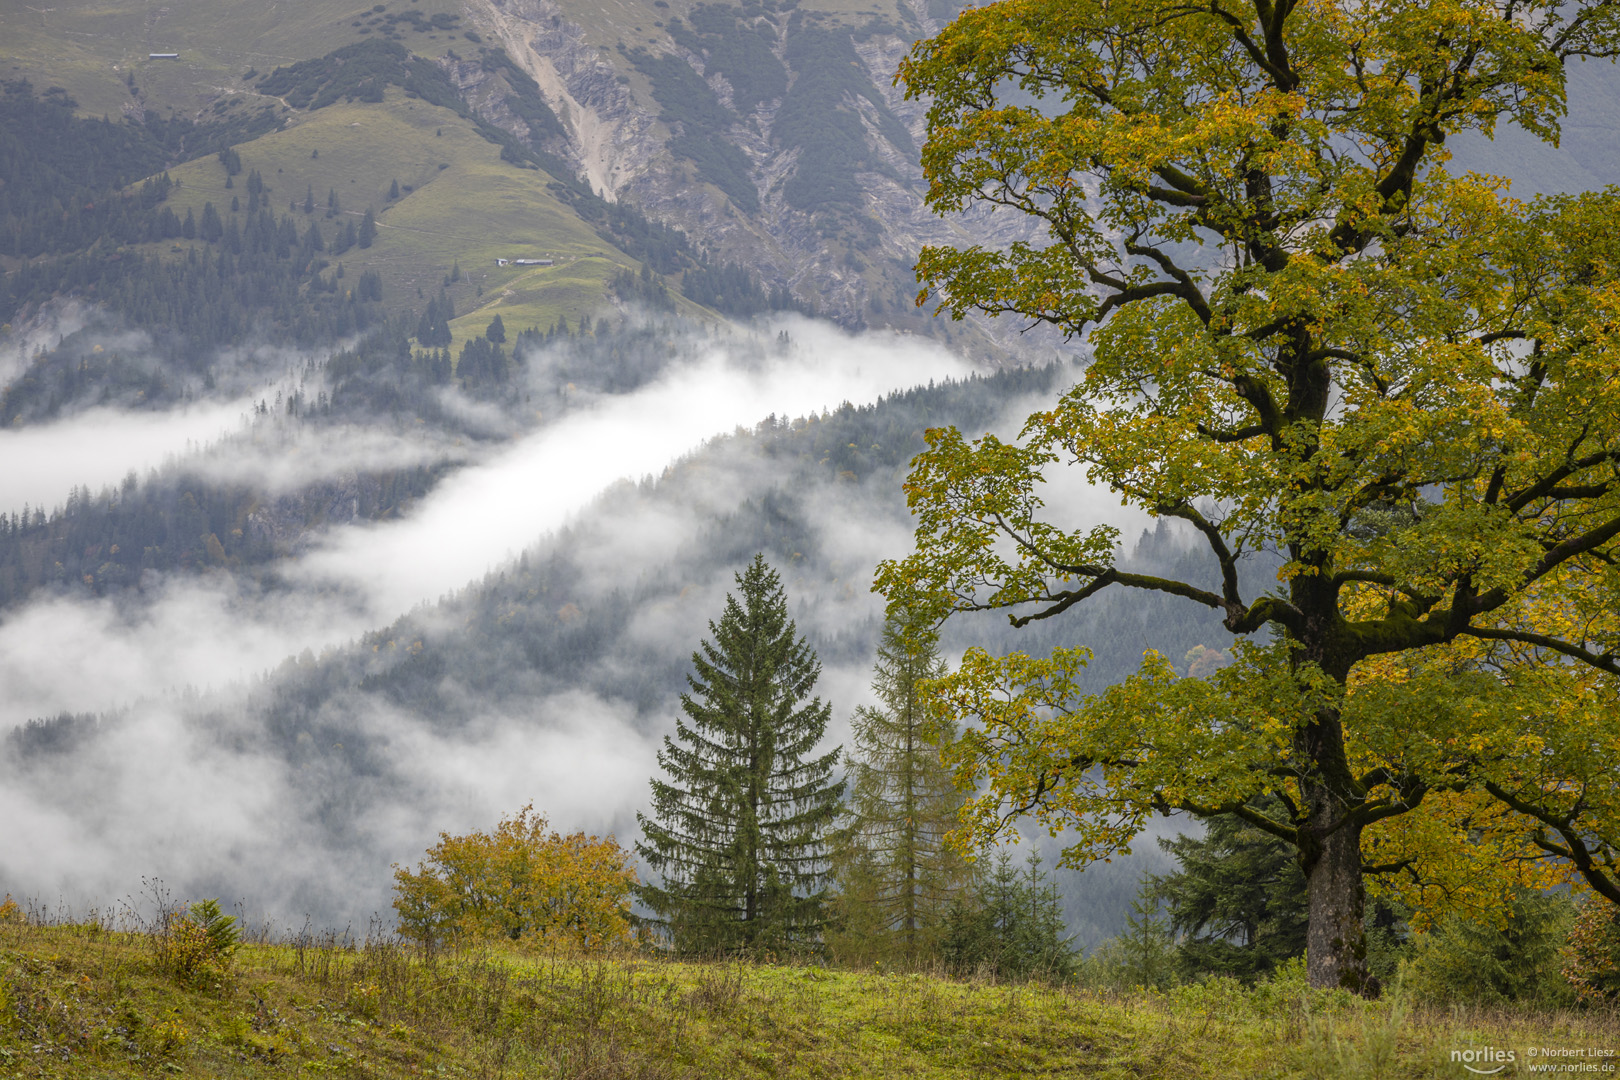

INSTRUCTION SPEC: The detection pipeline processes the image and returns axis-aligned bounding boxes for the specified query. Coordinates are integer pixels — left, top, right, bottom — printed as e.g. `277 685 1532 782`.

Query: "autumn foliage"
1563 897 1620 1004
392 805 637 951
885 0 1620 991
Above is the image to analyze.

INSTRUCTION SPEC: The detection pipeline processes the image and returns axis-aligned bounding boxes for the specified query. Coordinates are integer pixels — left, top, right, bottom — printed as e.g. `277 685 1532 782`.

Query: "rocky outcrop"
459 0 1065 363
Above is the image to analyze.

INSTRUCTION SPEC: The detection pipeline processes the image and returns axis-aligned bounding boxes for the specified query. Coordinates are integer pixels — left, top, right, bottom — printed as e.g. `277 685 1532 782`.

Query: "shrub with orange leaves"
1563 898 1620 1004
0 894 22 924
392 804 637 951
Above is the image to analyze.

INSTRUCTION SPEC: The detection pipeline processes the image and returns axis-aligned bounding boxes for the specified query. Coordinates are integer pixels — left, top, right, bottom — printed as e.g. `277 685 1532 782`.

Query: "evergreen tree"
303 183 315 214
414 291 453 346
940 849 1077 980
830 613 971 966
456 335 506 389
388 178 401 200
637 554 844 955
1089 890 1179 990
1145 798 1310 983
359 206 376 249
485 313 506 343
199 201 223 242
333 219 358 255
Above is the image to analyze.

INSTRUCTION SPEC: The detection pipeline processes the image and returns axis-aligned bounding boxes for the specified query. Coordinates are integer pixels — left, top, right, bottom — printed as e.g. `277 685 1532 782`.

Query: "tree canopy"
882 0 1620 991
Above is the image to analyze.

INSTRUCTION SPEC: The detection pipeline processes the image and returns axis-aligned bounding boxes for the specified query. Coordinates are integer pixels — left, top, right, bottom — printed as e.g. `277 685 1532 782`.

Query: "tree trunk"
1294 619 1373 994
1303 798 1371 994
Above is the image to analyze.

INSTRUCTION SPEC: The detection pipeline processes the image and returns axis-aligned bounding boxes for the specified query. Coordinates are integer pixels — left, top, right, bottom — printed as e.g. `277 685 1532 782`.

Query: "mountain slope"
1 0 1065 363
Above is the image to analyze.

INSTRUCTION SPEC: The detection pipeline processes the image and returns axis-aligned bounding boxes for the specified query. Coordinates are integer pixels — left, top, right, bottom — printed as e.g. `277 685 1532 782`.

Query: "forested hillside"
0 313 711 609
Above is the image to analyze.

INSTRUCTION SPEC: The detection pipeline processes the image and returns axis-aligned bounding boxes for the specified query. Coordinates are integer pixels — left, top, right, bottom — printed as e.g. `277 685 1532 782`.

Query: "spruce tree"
637 554 844 954
199 201 223 242
1145 798 1309 983
940 849 1077 980
830 613 971 966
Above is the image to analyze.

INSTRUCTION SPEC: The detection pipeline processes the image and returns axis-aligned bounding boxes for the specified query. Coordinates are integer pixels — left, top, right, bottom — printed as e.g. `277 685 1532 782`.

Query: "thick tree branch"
1005 566 1228 627
1125 239 1214 324
1484 780 1620 906
1205 1 1298 89
1458 625 1620 675
1196 421 1268 443
1154 500 1245 608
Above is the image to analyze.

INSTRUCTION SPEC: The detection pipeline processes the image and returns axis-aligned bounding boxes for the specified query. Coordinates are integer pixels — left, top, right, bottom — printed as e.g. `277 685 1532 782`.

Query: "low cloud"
0 400 257 514
0 577 376 732
0 316 1171 932
0 301 95 390
183 421 477 495
291 318 980 618
0 685 663 923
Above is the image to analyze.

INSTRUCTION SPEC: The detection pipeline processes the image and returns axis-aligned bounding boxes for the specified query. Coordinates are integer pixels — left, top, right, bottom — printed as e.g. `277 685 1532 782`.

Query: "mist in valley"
0 305 1214 948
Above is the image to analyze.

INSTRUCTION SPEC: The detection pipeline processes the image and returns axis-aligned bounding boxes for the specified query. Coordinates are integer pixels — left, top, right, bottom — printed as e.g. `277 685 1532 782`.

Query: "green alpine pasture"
0 0 470 119
3 915 1617 1079
148 86 691 346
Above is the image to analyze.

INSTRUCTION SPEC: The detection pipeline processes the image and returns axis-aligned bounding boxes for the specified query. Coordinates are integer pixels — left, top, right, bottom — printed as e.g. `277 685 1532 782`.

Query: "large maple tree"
881 0 1620 991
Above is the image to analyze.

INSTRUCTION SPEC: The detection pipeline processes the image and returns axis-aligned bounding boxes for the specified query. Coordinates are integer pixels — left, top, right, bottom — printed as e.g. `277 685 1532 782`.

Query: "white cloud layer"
291 318 979 617
0 317 1168 930
0 400 255 513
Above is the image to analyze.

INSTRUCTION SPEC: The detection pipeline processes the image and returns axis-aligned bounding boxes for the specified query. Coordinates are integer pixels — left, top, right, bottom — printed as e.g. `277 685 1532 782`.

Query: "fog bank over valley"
2 317 1200 939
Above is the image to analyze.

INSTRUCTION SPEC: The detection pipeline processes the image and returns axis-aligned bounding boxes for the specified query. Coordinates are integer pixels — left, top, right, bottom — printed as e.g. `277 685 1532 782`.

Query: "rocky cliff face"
455 0 1066 365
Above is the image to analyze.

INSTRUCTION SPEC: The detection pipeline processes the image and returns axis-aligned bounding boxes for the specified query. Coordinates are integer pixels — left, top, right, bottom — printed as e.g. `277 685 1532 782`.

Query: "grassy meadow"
0 0 473 119
2 908 1616 1079
150 85 679 349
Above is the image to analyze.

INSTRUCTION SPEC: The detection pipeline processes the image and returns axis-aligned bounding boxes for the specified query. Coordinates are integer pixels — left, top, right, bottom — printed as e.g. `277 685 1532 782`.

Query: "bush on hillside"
392 804 637 951
1563 898 1620 1004
155 898 240 987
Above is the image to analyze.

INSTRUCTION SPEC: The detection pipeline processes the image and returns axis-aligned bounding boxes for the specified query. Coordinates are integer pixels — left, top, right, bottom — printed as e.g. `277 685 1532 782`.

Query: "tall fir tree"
637 554 844 954
829 613 972 966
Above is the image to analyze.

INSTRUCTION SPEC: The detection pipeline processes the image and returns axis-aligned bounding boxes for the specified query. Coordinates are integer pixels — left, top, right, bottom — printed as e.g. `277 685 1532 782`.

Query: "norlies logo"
1453 1046 1517 1074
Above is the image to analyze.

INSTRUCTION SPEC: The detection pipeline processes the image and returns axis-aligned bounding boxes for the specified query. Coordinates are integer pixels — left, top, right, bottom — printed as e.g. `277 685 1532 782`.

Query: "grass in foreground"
1 915 1617 1079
